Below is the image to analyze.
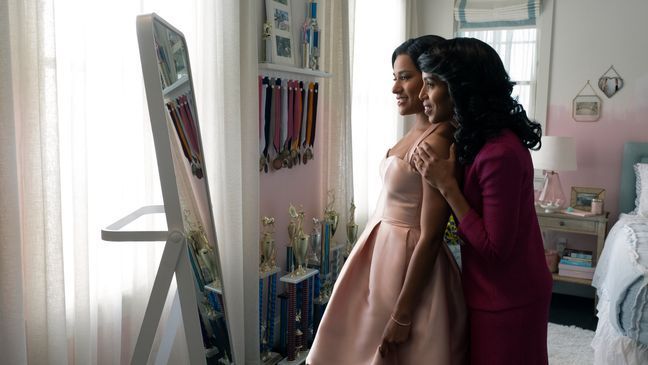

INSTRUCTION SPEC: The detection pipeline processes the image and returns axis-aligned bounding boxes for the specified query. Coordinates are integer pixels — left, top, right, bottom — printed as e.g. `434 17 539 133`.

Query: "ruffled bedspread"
592 213 648 364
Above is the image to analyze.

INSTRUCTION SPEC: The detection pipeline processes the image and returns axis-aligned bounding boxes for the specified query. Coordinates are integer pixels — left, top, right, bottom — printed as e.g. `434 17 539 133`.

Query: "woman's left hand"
412 142 457 192
378 317 411 358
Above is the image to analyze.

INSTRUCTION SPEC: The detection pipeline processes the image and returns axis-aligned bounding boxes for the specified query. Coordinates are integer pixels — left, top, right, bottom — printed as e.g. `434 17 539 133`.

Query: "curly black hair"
417 37 542 165
392 35 445 71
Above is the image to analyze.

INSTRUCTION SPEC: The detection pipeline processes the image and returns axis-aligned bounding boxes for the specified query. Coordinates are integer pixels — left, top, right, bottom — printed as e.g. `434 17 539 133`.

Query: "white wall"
418 0 454 38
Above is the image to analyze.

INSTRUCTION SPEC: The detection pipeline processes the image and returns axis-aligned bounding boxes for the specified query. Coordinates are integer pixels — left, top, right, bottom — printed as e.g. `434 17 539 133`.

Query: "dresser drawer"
538 216 598 234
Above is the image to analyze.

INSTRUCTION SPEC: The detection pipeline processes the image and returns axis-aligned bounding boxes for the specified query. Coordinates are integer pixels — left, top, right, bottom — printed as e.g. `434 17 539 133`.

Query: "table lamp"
531 136 577 213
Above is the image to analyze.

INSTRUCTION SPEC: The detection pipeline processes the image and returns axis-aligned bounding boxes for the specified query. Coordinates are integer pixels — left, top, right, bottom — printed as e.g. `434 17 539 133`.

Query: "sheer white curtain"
1 0 257 363
350 0 406 228
318 1 354 232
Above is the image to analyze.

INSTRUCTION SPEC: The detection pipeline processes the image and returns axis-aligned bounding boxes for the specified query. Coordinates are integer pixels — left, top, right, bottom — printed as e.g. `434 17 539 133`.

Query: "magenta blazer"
457 130 553 311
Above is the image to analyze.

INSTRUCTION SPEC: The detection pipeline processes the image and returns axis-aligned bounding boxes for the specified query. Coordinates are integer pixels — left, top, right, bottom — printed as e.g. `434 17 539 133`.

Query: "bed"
591 142 648 364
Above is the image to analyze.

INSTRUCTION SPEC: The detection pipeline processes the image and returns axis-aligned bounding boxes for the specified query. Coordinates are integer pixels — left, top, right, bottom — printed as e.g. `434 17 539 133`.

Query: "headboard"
619 142 648 214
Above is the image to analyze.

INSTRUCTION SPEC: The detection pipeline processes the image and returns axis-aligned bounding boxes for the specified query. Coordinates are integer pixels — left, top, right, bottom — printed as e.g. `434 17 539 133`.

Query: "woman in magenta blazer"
413 37 553 365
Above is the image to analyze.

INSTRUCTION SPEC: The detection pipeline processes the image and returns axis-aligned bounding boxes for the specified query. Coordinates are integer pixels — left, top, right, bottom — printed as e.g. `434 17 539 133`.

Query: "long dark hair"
392 35 445 70
417 37 542 165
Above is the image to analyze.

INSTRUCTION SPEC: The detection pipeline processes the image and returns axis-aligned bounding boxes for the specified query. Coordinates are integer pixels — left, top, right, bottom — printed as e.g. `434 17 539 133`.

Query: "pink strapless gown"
307 126 468 365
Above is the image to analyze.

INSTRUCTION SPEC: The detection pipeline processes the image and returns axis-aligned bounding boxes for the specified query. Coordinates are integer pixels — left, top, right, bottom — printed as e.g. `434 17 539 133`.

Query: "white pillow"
635 163 648 216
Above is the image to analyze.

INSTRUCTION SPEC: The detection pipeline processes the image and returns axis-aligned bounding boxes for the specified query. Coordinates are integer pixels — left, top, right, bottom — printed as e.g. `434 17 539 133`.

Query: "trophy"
289 204 309 276
259 217 277 273
324 190 339 237
308 218 321 266
345 199 358 257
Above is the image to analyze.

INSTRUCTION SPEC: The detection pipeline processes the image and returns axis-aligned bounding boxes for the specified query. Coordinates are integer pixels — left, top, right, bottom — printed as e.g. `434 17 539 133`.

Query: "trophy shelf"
258 62 332 79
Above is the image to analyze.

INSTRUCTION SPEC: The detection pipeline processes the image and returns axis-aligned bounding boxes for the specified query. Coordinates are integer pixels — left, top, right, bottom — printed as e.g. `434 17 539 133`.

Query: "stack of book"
558 248 595 280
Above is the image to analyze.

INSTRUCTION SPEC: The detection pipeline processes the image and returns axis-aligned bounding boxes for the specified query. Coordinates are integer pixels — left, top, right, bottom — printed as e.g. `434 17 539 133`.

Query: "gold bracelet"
390 314 411 327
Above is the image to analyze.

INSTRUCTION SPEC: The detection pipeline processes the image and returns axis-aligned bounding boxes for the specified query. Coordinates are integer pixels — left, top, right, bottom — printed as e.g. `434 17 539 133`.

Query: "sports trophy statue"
259 216 277 273
289 205 309 276
279 205 318 363
324 190 339 238
258 217 281 364
345 199 358 258
308 217 321 266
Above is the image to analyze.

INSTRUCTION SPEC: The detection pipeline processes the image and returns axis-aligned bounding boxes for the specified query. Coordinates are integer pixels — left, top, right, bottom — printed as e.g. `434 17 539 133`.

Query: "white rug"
548 322 595 364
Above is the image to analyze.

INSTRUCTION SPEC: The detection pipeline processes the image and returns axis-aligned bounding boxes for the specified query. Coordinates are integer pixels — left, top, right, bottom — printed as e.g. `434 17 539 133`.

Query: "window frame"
452 0 554 134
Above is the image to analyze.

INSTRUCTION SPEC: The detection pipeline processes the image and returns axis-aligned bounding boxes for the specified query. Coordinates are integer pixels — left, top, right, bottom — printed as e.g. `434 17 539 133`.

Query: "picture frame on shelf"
570 187 605 211
572 94 601 122
265 0 295 66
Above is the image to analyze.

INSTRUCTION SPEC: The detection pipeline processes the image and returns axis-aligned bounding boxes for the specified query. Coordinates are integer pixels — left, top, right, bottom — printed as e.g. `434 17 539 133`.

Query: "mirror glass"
150 17 233 363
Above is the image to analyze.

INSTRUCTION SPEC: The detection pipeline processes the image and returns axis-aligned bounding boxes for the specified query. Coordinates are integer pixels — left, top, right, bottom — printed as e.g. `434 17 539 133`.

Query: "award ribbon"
291 80 303 164
268 78 276 165
300 82 309 162
272 78 283 170
260 77 268 171
263 77 272 173
303 82 315 163
308 82 319 159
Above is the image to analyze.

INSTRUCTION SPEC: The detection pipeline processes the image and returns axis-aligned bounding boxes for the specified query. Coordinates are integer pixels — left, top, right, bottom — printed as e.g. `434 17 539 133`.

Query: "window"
458 28 538 118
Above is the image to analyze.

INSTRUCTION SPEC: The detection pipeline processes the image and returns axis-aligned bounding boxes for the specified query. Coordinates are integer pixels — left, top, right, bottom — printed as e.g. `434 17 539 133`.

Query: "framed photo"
570 187 606 211
265 0 295 65
572 94 601 122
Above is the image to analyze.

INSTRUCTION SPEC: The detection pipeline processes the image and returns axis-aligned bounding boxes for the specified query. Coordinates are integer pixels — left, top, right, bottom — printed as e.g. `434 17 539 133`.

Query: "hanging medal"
272 78 283 170
300 81 310 164
307 82 319 161
279 78 289 168
263 77 273 173
267 78 277 172
291 80 303 166
284 80 294 168
303 82 315 164
260 77 269 172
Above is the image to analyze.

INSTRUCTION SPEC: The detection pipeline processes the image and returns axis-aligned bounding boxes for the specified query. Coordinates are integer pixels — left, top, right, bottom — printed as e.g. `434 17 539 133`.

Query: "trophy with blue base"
259 217 282 364
278 205 317 364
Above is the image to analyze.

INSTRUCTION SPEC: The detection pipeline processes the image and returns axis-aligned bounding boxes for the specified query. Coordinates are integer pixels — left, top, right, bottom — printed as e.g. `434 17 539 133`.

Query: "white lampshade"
531 136 577 172
532 136 577 212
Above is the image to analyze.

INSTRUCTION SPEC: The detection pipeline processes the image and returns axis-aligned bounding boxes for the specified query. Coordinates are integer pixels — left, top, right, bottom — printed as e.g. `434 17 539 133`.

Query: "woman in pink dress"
307 36 468 365
413 37 553 365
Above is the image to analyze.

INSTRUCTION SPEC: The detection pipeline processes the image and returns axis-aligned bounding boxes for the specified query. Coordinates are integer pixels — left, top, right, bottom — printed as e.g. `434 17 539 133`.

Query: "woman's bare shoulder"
420 122 454 156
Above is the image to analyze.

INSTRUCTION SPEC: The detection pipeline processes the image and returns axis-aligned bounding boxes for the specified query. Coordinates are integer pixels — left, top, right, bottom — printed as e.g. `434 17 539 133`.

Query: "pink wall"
259 122 323 273
545 0 648 223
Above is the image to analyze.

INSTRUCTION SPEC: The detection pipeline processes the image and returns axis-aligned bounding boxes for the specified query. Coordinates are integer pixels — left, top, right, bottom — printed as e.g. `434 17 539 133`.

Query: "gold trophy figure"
345 199 358 257
324 190 339 237
289 204 309 276
260 216 277 272
308 218 321 266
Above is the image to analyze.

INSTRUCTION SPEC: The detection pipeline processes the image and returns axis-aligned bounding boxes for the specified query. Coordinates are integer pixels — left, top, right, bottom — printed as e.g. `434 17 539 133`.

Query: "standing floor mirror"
103 13 234 365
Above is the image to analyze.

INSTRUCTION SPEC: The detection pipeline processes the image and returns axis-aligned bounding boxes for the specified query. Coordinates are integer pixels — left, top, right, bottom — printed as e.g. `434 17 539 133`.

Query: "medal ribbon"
291 81 303 153
260 77 268 157
305 82 315 148
281 79 288 152
267 78 276 158
287 80 294 151
300 82 309 149
273 78 282 156
309 82 319 150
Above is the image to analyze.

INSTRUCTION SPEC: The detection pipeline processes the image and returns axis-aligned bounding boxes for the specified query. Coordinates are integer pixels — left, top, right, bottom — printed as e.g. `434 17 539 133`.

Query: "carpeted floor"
548 322 595 365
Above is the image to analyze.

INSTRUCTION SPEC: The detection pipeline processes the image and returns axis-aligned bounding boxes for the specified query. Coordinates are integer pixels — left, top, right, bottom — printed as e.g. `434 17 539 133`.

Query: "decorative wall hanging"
598 65 624 98
266 0 295 65
572 81 601 122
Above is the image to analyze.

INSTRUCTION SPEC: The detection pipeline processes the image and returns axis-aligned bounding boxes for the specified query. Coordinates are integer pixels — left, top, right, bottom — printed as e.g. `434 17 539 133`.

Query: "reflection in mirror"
149 16 233 363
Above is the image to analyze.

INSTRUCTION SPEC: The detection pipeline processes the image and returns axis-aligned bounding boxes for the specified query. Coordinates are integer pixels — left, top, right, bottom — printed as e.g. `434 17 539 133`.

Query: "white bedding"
592 213 648 364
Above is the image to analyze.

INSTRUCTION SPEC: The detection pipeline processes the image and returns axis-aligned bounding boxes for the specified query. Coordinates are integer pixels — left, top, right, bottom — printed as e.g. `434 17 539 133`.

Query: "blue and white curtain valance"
455 0 541 29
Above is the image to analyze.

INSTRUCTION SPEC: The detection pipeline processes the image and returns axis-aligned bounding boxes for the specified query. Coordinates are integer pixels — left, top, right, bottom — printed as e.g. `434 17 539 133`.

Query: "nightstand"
536 209 609 286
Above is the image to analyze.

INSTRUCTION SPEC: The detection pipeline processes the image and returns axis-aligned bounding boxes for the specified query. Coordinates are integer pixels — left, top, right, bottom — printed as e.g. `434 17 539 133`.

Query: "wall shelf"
258 62 332 78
